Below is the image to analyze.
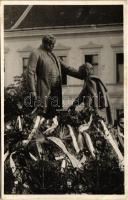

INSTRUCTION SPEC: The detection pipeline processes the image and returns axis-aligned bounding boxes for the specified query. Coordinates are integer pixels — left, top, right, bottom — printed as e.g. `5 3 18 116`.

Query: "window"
80 42 102 76
59 56 67 85
116 53 124 84
22 57 29 75
111 41 123 84
85 54 98 75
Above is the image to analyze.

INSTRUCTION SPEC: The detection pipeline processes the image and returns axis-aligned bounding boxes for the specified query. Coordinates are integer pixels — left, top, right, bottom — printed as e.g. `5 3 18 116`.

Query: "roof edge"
5 23 123 32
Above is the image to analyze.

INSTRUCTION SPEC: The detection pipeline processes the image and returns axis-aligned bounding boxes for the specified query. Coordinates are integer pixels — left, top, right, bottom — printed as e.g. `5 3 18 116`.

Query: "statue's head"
79 62 93 78
42 34 56 52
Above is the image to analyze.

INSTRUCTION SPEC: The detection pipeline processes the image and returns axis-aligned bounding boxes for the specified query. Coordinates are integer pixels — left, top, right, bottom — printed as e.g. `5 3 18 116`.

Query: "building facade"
4 5 124 120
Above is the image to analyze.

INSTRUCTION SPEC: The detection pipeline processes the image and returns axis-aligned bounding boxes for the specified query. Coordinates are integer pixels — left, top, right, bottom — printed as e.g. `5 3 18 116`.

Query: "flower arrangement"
4 75 124 194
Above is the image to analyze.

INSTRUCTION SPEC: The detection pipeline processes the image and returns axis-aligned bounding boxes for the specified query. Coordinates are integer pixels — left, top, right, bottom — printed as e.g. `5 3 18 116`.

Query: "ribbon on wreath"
67 125 80 154
10 152 16 174
83 132 96 159
100 120 124 164
47 136 82 169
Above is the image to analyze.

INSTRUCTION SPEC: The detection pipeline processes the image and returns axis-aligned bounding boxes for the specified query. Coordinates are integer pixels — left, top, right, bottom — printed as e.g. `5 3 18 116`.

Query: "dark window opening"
23 57 28 74
116 53 124 84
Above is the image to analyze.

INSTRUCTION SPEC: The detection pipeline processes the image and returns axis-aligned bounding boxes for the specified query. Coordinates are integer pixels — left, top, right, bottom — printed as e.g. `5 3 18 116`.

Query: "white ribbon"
83 132 96 159
100 120 124 163
77 132 84 151
29 152 38 161
18 116 22 131
4 151 9 162
47 136 82 169
78 114 92 133
43 116 58 135
67 125 80 154
39 117 45 126
27 116 41 141
36 141 43 158
53 116 58 126
61 159 66 172
10 152 16 174
16 116 22 131
34 116 41 129
55 155 65 161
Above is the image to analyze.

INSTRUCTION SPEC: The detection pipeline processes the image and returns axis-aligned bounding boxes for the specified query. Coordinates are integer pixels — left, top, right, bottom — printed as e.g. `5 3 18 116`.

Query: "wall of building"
4 26 123 120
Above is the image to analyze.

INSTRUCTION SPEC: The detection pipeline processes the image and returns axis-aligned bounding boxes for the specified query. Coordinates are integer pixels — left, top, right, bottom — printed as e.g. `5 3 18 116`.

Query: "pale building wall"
4 28 123 120
4 32 123 85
